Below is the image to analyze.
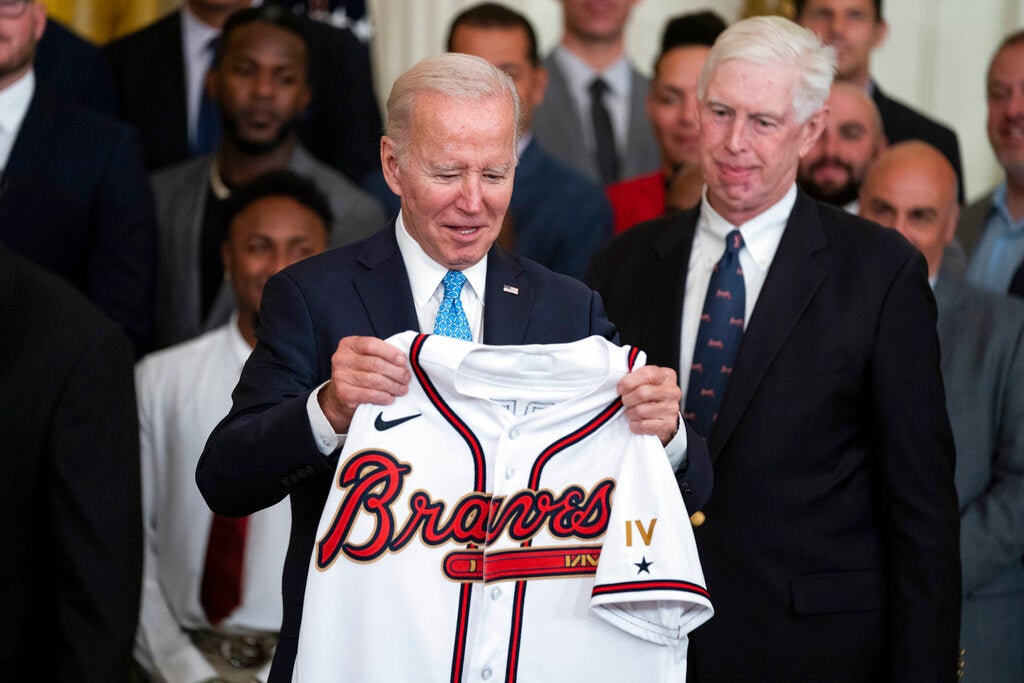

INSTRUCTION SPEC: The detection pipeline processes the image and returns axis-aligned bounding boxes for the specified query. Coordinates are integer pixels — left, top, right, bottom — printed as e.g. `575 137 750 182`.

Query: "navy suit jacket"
0 84 157 354
35 18 118 117
197 225 709 681
105 9 382 182
588 191 961 681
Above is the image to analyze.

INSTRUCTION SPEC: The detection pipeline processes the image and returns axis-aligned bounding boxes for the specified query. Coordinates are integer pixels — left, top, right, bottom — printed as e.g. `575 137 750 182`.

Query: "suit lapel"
709 193 829 458
638 209 698 371
352 226 418 337
4 87 54 178
482 245 532 345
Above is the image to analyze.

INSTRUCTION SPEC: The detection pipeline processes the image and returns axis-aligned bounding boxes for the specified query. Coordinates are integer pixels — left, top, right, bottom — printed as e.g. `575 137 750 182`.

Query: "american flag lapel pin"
503 284 519 295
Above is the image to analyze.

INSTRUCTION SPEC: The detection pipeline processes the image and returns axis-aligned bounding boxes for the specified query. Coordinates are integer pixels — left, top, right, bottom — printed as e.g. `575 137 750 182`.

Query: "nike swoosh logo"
374 411 422 431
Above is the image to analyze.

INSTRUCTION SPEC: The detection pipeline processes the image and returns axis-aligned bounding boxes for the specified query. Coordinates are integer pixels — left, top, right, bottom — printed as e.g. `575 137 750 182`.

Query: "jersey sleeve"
590 433 714 646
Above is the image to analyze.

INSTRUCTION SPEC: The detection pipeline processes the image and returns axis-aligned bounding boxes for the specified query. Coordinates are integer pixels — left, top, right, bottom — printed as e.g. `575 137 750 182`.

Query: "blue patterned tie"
683 230 746 439
193 36 221 155
433 270 472 340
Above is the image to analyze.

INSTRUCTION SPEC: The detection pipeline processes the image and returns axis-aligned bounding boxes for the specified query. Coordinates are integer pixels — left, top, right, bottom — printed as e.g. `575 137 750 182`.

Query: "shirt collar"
0 69 34 136
699 183 797 270
552 45 630 101
990 181 1024 233
181 3 223 62
394 212 488 309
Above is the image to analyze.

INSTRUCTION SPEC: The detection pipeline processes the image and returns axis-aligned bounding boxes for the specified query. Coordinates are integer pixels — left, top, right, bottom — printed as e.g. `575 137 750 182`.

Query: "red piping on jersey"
505 346 639 683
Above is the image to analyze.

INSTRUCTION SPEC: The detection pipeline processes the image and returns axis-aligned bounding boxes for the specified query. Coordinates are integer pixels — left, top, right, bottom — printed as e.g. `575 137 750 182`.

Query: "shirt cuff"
307 381 346 455
663 413 688 470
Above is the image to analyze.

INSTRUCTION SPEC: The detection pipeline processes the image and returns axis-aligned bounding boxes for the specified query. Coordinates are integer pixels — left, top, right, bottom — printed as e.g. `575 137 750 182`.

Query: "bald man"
799 81 886 212
860 141 1024 682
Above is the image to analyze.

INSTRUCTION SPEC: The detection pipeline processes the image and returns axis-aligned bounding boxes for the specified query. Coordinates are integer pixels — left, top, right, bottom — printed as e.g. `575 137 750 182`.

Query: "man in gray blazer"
861 141 1024 682
151 5 384 348
531 0 658 185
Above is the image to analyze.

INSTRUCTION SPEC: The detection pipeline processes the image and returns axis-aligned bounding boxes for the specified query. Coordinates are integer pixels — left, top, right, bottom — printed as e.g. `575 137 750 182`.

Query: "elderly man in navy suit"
198 52 710 682
589 16 959 681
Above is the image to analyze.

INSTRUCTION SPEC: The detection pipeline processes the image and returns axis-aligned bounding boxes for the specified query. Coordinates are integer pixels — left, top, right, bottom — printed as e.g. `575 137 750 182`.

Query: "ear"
943 202 960 246
532 66 548 109
296 81 312 114
797 106 828 158
871 19 889 50
381 136 403 198
221 239 233 275
32 3 47 42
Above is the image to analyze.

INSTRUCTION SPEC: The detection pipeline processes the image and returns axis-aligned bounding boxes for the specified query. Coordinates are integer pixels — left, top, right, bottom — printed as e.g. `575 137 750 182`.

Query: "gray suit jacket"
151 144 386 348
532 52 659 184
935 258 1024 680
935 259 1024 594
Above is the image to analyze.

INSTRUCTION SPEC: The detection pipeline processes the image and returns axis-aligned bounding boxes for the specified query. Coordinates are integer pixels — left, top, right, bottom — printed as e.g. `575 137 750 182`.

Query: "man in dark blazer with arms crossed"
198 52 710 682
589 16 960 681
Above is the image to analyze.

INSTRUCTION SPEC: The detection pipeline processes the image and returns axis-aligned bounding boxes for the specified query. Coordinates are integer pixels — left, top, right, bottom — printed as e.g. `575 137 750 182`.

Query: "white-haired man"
198 52 709 682
589 16 960 680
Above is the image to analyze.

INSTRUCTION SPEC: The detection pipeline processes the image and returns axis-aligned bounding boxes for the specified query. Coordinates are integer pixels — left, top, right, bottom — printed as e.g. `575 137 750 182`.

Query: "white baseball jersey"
293 332 713 682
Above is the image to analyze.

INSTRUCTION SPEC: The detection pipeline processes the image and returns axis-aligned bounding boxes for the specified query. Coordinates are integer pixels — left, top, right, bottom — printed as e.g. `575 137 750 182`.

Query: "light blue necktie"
433 270 472 340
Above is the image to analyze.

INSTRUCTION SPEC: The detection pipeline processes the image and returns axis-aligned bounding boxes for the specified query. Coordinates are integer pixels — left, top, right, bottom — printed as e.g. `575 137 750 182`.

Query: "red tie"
200 513 250 625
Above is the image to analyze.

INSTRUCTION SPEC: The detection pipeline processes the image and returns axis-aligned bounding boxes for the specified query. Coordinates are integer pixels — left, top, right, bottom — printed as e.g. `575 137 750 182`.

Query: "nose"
252 71 275 98
455 175 483 214
822 130 841 158
681 94 699 126
724 116 747 154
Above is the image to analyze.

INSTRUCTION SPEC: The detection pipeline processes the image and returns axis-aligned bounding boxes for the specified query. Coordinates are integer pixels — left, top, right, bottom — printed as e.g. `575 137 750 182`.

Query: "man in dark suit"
34 17 118 116
0 243 142 681
860 141 1024 683
105 0 381 183
588 17 960 681
198 52 709 682
796 0 965 202
0 0 158 355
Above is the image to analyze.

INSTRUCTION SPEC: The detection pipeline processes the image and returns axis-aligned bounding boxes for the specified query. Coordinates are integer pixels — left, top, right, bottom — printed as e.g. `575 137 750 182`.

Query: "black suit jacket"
0 84 157 354
35 18 118 116
0 245 142 681
588 191 961 681
197 225 709 681
104 9 382 182
872 83 965 202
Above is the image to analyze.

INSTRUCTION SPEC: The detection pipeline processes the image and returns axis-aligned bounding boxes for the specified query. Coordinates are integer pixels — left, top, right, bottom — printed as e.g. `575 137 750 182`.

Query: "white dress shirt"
135 318 289 682
0 69 34 171
679 185 796 406
552 46 631 161
180 5 222 150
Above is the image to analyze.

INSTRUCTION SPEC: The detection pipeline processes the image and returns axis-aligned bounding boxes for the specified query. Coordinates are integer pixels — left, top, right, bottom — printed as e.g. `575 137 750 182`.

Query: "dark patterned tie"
683 230 746 439
199 513 249 625
193 36 221 155
589 77 619 184
433 270 472 340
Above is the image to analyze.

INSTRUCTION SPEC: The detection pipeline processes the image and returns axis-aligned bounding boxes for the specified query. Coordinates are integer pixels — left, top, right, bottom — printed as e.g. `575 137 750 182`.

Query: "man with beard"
150 4 384 349
798 81 886 213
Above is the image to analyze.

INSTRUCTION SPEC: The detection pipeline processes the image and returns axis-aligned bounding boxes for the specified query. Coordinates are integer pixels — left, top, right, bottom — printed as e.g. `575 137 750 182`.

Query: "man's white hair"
698 16 836 122
385 52 521 163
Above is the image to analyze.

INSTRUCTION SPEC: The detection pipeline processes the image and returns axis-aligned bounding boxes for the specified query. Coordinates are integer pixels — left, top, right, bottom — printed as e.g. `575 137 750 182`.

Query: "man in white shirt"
589 16 959 680
197 52 708 682
134 170 331 683
531 0 658 184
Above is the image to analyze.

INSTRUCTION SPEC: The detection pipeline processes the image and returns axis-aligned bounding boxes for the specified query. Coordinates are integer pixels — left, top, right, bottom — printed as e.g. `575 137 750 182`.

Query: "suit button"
680 482 692 495
690 511 706 527
280 476 291 487
289 472 302 484
304 465 315 475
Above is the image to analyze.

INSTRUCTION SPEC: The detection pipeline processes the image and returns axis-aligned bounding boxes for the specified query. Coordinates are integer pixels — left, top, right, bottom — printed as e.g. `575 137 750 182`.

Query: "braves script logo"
316 450 615 571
